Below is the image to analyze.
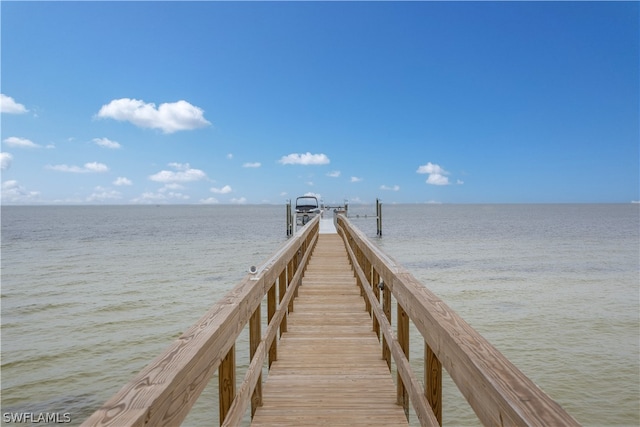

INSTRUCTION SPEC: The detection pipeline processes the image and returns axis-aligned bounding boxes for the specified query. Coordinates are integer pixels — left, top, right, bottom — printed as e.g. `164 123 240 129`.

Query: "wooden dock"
83 214 580 427
251 233 407 426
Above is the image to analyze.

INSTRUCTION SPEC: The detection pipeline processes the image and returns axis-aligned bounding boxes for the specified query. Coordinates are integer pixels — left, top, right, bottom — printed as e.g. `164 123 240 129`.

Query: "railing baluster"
382 280 392 369
249 305 262 417
372 268 380 339
268 280 277 366
425 342 442 426
287 258 295 313
279 269 287 335
397 303 410 419
218 344 235 424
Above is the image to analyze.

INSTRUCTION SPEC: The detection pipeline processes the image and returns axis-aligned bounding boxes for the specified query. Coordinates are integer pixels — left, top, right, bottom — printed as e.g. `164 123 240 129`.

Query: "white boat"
295 196 321 226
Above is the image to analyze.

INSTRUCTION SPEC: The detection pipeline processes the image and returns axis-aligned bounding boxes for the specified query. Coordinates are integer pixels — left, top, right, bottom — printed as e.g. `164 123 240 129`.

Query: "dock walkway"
82 214 579 427
251 232 408 426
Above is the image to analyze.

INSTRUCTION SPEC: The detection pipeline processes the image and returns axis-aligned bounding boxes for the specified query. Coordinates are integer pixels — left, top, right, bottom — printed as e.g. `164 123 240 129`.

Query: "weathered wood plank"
251 234 408 427
337 215 580 427
81 217 319 427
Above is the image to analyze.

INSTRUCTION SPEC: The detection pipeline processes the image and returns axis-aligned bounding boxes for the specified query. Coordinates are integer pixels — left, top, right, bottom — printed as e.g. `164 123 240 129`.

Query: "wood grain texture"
81 218 319 427
251 234 408 427
337 215 580 427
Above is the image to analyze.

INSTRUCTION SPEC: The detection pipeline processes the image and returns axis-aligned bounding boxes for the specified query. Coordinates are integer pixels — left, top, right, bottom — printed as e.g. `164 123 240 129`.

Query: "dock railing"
335 214 579 426
82 216 320 427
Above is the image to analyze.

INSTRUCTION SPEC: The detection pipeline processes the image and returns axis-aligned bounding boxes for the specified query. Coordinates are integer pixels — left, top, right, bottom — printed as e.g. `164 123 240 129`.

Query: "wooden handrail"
336 214 580 427
82 216 320 427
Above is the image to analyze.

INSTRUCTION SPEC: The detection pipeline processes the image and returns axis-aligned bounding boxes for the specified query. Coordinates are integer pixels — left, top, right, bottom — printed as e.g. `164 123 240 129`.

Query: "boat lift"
286 198 382 237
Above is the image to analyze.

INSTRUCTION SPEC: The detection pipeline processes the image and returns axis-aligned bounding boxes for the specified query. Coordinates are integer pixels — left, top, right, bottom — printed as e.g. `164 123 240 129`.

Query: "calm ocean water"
1 204 638 426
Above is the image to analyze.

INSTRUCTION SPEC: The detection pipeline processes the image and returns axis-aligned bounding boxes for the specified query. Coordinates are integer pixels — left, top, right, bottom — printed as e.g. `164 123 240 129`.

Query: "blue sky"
1 1 638 205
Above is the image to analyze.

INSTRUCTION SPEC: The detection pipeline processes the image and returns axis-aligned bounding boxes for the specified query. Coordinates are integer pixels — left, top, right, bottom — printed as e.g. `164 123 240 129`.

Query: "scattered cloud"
132 189 190 204
351 176 363 183
3 136 40 148
1 153 13 170
380 184 400 191
149 163 207 183
243 162 261 168
327 170 341 178
47 162 109 173
417 162 450 186
426 174 449 185
211 185 232 194
87 186 122 202
113 177 132 186
93 137 121 149
96 98 211 133
200 197 219 204
1 180 40 202
231 197 247 204
0 94 28 114
227 153 233 159
278 152 330 165
457 179 464 185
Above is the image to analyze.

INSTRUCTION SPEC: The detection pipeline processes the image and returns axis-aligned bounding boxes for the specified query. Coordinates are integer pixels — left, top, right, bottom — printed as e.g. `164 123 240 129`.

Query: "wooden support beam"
425 343 442 426
278 269 287 335
397 303 410 419
268 280 277 367
382 283 392 369
249 306 262 417
218 344 235 424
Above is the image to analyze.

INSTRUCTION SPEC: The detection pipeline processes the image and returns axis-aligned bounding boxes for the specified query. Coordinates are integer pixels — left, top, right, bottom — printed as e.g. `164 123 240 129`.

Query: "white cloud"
380 184 400 191
278 152 330 165
457 179 464 185
1 180 40 202
47 162 109 173
0 94 28 114
87 186 122 202
231 197 247 204
133 190 190 204
93 137 122 149
1 153 13 170
3 137 40 148
351 176 363 183
113 177 132 186
149 163 207 183
96 98 211 133
200 197 219 204
227 153 233 159
85 162 109 172
327 170 341 178
426 174 450 185
417 162 451 186
162 183 184 190
211 185 232 194
243 162 261 168
417 162 447 175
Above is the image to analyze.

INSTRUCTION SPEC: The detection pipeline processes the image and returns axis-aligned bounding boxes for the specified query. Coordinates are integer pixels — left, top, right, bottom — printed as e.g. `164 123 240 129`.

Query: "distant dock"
82 214 578 426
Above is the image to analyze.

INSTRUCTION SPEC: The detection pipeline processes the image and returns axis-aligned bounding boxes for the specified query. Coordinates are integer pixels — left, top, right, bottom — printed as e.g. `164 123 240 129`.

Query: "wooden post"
397 303 409 419
268 281 277 366
382 283 391 369
218 344 235 424
425 342 443 426
278 269 287 336
249 306 262 417
363 256 372 315
376 198 381 236
372 269 380 339
287 258 295 313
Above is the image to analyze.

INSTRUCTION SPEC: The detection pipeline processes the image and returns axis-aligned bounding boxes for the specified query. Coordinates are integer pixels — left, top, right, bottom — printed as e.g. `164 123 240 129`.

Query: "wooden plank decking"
251 233 408 426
